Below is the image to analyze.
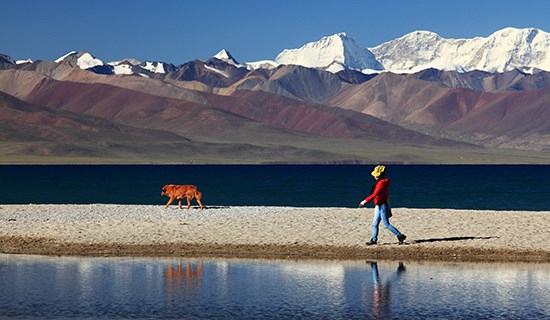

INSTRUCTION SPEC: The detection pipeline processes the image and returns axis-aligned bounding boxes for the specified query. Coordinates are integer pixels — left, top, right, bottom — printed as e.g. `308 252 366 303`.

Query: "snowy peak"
210 50 279 71
213 49 239 65
7 27 549 77
55 51 105 70
108 59 141 75
370 27 550 73
107 58 176 76
481 27 550 72
273 27 550 74
275 33 383 72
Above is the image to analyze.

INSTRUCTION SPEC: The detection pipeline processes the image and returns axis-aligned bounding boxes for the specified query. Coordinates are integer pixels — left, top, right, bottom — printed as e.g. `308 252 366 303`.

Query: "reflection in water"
368 261 406 319
165 260 203 283
164 260 203 297
1 255 549 319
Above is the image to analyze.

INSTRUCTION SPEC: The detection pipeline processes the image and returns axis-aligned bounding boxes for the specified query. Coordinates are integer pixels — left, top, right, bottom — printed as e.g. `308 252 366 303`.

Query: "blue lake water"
1 164 549 210
1 255 549 319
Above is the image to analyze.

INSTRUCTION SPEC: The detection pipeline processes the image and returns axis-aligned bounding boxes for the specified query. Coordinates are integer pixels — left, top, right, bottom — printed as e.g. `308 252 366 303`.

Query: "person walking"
359 165 406 245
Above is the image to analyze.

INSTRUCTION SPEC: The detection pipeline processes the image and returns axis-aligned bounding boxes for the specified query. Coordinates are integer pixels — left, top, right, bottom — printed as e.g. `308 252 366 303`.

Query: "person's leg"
371 206 382 243
379 203 406 243
380 203 403 236
371 262 380 283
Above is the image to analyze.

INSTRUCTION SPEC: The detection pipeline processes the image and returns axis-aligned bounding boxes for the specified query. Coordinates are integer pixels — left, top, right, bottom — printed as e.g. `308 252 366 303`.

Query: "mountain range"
1 27 550 164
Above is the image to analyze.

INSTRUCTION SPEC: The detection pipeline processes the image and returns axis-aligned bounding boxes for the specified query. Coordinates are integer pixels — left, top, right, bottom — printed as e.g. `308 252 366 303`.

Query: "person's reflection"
368 261 406 319
165 260 203 293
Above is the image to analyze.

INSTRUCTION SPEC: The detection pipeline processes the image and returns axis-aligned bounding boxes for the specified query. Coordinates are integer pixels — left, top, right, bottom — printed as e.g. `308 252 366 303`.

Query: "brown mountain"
0 90 189 158
329 72 550 150
0 90 362 163
13 73 458 148
1 54 550 163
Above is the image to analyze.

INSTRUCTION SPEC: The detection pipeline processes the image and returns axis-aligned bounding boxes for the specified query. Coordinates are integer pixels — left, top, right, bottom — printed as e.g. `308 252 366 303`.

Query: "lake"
1 164 549 210
1 255 549 319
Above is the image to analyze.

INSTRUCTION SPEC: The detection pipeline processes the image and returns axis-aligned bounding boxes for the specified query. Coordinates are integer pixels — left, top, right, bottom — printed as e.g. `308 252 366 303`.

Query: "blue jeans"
371 203 403 242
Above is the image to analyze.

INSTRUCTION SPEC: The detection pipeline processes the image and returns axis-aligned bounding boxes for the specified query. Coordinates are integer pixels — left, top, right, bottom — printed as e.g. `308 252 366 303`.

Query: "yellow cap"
371 165 385 178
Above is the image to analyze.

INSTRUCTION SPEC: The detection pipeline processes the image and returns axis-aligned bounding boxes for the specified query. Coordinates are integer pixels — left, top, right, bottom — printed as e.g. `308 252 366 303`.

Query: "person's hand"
359 200 366 207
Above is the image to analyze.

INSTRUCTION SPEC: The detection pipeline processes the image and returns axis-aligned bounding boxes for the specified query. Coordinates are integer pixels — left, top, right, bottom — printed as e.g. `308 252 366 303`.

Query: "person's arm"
360 181 382 206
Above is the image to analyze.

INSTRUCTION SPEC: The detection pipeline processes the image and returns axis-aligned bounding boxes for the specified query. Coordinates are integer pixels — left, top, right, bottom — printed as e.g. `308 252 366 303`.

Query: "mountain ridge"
6 27 549 76
1 27 550 163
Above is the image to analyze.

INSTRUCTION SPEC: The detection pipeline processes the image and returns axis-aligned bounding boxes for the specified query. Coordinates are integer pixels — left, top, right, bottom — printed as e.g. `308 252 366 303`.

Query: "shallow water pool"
1 255 549 319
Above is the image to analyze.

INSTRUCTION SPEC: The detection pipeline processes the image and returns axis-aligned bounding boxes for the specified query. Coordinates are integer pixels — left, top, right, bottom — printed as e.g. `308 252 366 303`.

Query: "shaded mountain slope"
20 75 465 148
330 72 550 150
203 89 464 146
0 90 358 163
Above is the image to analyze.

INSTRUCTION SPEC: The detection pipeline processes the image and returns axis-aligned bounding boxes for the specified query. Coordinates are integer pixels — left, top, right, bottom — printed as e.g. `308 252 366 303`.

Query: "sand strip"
1 205 549 262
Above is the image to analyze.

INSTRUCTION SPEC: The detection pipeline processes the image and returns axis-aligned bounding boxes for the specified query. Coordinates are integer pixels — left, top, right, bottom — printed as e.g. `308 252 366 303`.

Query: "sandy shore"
1 204 549 262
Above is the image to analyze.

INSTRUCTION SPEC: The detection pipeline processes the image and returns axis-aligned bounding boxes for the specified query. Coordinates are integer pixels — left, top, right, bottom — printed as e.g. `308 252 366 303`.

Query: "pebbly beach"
1 204 549 262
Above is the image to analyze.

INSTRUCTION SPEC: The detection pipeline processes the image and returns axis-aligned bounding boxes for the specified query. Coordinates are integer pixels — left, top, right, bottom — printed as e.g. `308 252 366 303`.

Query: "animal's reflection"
367 261 406 319
164 260 203 294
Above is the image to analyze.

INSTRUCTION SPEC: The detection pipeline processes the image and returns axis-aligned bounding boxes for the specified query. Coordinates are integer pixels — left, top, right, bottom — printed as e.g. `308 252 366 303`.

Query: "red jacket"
363 178 390 205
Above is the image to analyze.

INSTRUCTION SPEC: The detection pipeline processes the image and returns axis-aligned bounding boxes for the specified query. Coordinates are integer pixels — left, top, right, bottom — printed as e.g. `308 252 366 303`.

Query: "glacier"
370 27 550 73
275 32 384 72
273 27 550 74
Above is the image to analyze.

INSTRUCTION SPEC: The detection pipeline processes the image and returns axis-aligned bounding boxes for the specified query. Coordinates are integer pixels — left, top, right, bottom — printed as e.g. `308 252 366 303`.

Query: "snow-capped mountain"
54 51 116 74
4 27 549 77
54 51 177 77
55 51 104 68
213 49 239 65
275 32 384 73
270 27 550 74
211 49 279 70
370 27 550 73
108 58 141 75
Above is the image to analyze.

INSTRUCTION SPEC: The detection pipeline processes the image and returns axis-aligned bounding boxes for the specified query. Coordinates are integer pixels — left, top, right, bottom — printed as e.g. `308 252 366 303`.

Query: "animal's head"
161 184 171 196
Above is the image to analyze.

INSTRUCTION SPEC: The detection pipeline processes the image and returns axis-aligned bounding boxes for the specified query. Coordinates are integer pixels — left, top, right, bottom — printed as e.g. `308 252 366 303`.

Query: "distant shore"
1 205 549 262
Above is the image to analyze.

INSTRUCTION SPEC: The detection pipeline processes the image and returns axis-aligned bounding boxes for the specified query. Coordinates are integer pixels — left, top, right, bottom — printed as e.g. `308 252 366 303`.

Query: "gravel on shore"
1 204 549 262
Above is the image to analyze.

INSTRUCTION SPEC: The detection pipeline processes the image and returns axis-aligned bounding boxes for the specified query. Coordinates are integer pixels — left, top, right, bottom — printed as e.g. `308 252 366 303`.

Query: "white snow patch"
243 60 279 70
77 53 104 69
16 59 33 64
213 49 239 65
55 51 77 63
204 64 229 78
142 61 166 74
112 64 133 75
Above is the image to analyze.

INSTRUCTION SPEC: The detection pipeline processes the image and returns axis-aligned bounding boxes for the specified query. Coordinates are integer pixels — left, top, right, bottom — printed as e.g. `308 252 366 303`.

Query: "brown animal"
161 184 204 209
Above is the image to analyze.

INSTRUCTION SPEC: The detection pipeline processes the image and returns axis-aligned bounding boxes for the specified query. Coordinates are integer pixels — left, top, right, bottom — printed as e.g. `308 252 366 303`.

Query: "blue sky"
2 0 549 64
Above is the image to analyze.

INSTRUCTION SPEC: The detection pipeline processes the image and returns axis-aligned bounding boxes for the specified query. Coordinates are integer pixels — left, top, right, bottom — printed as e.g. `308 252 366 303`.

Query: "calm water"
0 164 549 210
1 255 549 319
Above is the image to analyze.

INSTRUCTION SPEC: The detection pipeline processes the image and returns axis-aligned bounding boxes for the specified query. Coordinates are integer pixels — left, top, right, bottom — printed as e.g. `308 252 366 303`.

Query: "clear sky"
2 0 549 65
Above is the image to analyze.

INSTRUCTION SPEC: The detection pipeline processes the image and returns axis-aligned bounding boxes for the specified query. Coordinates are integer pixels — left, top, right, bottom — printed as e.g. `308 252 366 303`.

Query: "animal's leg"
178 198 183 209
186 197 192 209
196 191 204 209
165 196 175 208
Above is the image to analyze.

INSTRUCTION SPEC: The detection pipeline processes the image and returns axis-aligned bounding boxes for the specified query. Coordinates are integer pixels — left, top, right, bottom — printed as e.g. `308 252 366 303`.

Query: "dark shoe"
366 240 377 246
398 234 407 245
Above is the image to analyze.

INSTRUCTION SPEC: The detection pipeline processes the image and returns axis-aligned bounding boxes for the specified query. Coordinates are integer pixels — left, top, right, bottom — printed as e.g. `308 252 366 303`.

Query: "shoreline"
2 236 549 263
1 205 549 262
